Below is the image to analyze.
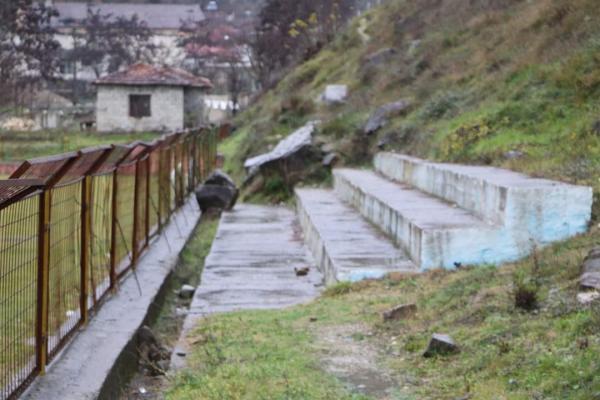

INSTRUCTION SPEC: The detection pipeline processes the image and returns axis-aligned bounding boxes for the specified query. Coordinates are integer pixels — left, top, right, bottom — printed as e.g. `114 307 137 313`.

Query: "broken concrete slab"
170 204 323 371
244 121 317 171
319 85 348 104
22 196 201 400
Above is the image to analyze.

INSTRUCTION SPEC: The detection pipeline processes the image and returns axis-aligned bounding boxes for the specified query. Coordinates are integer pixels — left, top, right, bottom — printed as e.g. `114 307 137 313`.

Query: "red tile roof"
95 63 212 89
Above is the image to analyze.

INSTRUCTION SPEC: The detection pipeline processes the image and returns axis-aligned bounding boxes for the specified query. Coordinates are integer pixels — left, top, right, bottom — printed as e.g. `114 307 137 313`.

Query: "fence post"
36 189 51 375
109 168 118 290
145 155 151 247
80 175 92 324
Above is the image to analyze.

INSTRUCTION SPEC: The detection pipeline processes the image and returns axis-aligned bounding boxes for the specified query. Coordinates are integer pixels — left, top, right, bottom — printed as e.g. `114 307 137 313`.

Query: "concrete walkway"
171 204 322 370
23 197 202 400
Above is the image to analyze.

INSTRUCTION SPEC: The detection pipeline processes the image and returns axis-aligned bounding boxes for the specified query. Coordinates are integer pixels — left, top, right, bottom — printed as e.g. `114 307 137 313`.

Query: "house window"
129 94 151 118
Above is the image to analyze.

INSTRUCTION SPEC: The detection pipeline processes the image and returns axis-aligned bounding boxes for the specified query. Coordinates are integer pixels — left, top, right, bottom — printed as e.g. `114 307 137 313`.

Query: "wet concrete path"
171 204 323 369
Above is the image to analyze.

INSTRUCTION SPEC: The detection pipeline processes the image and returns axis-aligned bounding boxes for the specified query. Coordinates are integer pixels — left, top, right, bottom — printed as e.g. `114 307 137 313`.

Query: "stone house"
94 63 212 132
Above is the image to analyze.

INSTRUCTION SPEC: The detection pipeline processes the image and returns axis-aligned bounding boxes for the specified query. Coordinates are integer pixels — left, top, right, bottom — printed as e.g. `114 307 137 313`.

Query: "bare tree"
68 8 156 79
252 0 356 88
0 0 60 109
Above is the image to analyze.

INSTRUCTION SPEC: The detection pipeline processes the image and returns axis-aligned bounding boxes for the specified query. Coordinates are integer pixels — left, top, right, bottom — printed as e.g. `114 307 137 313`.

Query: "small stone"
382 303 417 322
580 247 600 290
592 120 600 135
179 284 196 299
295 267 310 276
423 333 459 358
504 150 524 160
577 291 600 305
175 307 188 316
322 153 339 167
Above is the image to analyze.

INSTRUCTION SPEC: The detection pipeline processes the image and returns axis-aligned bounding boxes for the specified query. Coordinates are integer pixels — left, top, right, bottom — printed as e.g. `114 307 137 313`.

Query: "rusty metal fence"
0 128 217 400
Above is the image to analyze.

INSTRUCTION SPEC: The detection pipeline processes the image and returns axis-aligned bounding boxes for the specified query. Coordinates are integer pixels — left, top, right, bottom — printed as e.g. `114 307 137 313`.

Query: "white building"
95 63 212 132
51 2 206 81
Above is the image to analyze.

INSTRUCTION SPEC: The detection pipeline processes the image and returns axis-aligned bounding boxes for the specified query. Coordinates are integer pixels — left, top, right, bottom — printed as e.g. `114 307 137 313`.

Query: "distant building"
94 63 212 132
51 2 206 81
206 1 219 12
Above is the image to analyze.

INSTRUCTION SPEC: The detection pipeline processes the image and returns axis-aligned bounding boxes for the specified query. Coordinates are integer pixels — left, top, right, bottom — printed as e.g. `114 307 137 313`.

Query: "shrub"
513 247 541 311
418 91 461 121
439 120 493 161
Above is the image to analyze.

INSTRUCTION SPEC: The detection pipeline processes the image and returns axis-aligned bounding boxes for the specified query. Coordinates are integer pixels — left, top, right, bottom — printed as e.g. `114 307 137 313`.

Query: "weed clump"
513 247 541 311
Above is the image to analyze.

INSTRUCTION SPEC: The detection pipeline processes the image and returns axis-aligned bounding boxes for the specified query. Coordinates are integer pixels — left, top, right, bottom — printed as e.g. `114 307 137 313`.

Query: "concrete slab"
296 188 416 284
171 204 322 370
22 197 202 400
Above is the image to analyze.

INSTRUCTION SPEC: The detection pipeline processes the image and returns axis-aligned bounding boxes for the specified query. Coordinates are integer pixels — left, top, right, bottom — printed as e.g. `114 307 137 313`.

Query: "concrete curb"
22 197 202 400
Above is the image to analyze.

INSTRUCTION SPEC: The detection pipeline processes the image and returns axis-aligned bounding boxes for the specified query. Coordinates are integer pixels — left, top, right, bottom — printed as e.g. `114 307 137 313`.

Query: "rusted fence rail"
0 128 217 400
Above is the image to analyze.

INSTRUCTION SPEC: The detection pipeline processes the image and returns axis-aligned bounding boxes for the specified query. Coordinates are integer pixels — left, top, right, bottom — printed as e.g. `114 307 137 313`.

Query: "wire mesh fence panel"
0 128 216 400
0 195 39 400
173 141 182 208
89 173 113 307
168 146 177 213
134 157 148 256
114 163 136 277
148 150 160 237
47 182 82 361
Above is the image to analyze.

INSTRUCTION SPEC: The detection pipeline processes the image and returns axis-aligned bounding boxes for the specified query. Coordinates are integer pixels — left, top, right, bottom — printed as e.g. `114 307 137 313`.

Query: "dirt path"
315 323 400 399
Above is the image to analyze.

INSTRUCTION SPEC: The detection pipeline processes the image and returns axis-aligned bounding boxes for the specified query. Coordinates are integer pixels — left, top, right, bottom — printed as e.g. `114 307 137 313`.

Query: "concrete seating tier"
296 188 416 283
296 152 593 275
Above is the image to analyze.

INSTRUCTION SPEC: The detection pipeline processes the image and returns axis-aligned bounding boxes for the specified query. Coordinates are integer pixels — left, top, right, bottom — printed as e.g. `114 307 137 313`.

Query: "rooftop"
53 2 205 30
95 63 212 89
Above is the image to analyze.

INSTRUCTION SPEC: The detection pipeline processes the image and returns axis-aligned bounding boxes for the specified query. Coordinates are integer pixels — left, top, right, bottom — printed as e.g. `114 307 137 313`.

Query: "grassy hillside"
223 0 600 217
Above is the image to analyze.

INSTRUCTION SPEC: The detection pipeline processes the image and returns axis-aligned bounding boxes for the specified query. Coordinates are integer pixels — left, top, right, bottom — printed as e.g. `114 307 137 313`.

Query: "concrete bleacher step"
333 153 592 270
296 188 417 284
374 152 593 242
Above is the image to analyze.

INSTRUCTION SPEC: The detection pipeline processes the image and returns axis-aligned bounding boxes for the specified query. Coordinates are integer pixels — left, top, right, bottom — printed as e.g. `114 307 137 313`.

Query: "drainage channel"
116 213 220 400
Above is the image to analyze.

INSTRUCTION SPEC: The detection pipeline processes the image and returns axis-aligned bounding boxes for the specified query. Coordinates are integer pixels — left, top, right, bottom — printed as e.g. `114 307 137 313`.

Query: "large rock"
580 247 600 290
319 85 348 104
244 121 317 171
364 100 410 135
423 333 459 358
195 170 239 212
195 185 237 213
205 170 237 190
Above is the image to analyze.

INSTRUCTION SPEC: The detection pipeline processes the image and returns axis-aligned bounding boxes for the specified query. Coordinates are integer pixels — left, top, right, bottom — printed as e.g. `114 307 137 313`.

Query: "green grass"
166 309 369 400
168 227 600 399
0 130 159 162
